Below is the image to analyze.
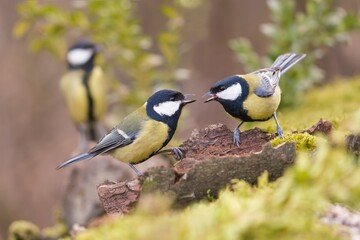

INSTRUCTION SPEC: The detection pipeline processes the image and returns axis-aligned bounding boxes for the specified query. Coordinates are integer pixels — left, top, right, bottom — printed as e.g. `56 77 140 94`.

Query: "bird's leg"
155 147 185 161
77 125 89 151
128 164 143 176
234 121 244 147
273 112 284 139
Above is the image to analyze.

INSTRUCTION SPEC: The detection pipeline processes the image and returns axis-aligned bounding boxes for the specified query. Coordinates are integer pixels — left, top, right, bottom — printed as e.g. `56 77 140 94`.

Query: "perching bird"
60 41 107 151
204 53 306 146
56 89 195 175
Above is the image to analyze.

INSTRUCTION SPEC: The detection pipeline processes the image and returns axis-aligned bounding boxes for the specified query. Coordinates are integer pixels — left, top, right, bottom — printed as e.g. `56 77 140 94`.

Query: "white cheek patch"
217 83 242 100
153 101 181 116
67 49 93 65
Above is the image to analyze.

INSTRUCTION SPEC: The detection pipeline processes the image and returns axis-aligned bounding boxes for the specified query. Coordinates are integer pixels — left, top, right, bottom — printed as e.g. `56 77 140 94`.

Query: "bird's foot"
233 128 241 147
168 147 185 161
157 147 185 161
277 126 284 139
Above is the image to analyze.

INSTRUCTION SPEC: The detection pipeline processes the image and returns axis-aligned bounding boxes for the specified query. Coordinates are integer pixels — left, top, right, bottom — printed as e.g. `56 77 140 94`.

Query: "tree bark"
97 123 300 214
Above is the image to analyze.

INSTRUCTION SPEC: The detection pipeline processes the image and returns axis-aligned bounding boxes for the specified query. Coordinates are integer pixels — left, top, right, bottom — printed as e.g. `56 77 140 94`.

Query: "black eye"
219 86 226 91
170 96 176 101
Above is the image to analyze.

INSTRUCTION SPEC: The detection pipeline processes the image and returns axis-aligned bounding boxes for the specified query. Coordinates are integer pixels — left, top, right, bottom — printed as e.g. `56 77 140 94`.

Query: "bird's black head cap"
146 90 194 131
206 75 250 119
67 41 98 72
208 75 249 102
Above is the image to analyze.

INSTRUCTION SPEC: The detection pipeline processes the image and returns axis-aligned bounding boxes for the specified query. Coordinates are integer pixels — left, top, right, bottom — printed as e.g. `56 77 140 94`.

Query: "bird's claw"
233 128 241 147
170 147 185 161
156 147 185 161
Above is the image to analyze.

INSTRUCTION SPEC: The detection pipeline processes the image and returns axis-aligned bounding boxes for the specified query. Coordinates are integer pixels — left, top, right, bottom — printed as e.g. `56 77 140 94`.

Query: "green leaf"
69 11 90 28
161 5 178 19
13 20 31 38
260 23 277 38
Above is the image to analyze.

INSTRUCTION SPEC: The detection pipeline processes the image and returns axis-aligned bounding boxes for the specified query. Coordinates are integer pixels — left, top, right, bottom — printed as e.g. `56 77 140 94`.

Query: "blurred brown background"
1 0 360 237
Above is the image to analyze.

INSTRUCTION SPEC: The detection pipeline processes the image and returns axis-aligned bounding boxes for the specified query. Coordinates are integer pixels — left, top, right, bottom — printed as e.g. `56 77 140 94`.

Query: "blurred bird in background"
205 53 306 146
60 41 108 151
56 89 196 175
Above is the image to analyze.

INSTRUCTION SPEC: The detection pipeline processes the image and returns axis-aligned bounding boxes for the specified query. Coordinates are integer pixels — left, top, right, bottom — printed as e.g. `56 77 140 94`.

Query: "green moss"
271 133 317 151
8 220 40 240
206 189 216 202
141 177 158 192
41 220 67 239
75 140 360 240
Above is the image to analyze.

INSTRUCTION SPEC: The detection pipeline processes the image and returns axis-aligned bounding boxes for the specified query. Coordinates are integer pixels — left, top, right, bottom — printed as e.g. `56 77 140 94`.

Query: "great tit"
204 53 306 146
60 41 107 151
56 89 195 175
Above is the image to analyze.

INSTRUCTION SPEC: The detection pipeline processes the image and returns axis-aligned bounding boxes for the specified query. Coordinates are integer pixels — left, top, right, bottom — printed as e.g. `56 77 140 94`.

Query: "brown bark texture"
96 123 302 214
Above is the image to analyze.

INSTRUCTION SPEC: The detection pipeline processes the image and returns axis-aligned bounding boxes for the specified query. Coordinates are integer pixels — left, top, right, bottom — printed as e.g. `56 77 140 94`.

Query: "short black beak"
203 91 217 103
182 94 196 105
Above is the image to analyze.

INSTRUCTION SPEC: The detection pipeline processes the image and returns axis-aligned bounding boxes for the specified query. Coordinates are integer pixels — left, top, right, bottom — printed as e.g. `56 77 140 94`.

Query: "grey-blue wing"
88 129 136 155
253 69 280 97
56 130 135 169
88 106 148 155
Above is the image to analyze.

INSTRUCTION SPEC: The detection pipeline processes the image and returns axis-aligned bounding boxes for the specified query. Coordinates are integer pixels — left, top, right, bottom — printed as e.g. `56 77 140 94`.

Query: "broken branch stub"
97 179 141 214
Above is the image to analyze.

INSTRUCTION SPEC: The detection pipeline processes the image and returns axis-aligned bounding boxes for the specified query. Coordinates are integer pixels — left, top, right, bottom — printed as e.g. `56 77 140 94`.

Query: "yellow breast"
111 120 169 164
60 66 107 124
60 70 88 124
88 66 107 120
243 87 281 120
240 74 281 121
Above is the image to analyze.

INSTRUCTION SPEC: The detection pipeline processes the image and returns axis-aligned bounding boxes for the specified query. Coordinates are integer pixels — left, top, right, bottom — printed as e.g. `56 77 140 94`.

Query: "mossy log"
97 120 333 214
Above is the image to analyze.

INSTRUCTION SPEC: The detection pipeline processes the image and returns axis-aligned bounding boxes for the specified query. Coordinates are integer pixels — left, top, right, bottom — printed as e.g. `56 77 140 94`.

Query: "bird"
204 53 306 146
56 89 196 175
60 41 107 151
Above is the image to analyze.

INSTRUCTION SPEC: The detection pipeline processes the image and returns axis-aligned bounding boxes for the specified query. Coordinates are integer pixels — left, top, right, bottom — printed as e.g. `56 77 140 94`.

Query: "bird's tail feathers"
271 53 306 75
56 152 95 170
